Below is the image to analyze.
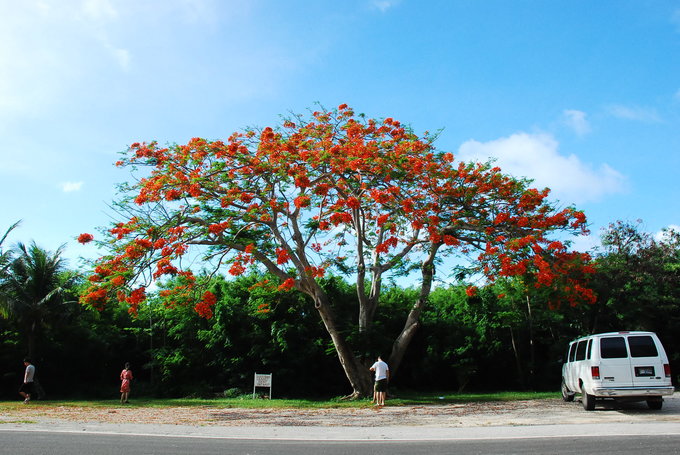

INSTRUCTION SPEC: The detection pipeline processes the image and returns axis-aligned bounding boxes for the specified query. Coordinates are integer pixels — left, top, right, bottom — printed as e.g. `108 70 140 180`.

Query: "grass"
387 390 558 405
0 391 559 410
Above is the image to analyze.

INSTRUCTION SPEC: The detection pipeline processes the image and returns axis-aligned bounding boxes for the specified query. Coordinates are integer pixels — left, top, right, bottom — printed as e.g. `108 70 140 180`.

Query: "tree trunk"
509 326 524 386
357 266 381 333
312 289 373 397
388 244 440 378
525 294 535 385
27 320 37 360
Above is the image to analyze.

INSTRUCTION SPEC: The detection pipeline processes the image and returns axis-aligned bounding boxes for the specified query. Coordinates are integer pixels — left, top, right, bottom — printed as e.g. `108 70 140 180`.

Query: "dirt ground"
2 396 679 428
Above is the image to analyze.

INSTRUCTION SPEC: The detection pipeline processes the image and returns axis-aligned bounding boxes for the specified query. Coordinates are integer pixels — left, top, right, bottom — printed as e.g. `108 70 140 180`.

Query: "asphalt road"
2 430 680 455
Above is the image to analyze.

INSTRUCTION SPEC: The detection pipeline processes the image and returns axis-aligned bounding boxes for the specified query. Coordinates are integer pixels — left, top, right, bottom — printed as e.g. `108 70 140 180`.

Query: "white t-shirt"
371 360 389 380
24 364 35 382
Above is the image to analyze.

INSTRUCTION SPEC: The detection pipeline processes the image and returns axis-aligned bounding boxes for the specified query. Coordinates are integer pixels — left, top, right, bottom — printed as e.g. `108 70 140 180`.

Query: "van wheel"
561 380 574 402
647 398 663 410
582 392 596 411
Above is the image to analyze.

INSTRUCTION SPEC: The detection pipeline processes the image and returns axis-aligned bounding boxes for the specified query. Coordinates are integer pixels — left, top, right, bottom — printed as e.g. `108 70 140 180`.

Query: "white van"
561 331 674 410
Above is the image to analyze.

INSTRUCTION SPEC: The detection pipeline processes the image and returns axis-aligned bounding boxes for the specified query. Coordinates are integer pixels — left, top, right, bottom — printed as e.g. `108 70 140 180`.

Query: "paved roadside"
2 421 680 441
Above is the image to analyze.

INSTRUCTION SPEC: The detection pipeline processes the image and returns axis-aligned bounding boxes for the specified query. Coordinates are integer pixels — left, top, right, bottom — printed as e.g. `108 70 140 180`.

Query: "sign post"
253 373 272 399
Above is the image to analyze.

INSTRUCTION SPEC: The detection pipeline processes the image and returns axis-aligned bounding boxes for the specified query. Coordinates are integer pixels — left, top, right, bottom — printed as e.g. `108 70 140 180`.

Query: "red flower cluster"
194 291 217 319
465 286 478 297
278 278 295 291
77 233 94 244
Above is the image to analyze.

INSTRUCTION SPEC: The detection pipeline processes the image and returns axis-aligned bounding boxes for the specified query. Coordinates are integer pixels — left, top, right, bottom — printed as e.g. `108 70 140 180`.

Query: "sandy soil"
1 396 679 428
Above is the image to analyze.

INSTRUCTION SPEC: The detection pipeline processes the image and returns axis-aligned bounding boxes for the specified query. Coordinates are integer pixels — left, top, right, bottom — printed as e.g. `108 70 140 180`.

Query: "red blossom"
194 291 217 319
305 266 326 278
493 212 509 225
278 278 296 291
165 189 182 201
346 197 360 209
256 302 271 314
295 175 311 188
229 261 246 276
443 235 459 246
330 212 353 225
276 247 291 265
294 195 311 208
208 222 229 235
77 233 94 244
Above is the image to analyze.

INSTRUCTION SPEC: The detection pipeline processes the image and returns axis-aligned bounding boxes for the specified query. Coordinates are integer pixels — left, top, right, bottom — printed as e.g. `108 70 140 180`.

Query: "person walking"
370 355 390 406
120 362 133 404
18 358 35 404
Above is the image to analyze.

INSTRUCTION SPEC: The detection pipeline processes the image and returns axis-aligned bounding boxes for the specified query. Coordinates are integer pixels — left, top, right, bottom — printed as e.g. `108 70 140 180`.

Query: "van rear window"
628 335 658 357
600 337 628 358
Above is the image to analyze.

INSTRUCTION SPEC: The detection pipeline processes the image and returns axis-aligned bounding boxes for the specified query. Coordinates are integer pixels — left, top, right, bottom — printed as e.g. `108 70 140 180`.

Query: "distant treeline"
1 221 678 399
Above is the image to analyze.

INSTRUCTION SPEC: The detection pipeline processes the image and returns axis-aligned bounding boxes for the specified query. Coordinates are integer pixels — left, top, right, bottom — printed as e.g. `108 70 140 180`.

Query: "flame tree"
81 105 595 397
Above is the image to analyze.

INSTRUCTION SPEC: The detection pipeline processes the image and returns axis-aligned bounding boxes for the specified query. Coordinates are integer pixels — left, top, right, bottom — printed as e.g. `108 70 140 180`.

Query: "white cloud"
457 132 626 205
607 104 661 123
112 47 131 70
570 233 601 253
174 0 220 24
0 1 117 117
60 181 84 192
82 0 118 20
371 0 400 12
654 225 680 242
562 109 591 136
0 0 287 120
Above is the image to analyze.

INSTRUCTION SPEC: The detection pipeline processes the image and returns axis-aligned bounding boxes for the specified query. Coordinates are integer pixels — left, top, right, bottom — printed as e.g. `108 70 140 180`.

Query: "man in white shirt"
370 355 390 406
19 358 35 404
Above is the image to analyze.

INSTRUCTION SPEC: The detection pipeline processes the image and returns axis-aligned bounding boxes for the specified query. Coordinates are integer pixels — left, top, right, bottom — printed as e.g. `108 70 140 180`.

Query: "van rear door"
626 334 665 387
598 336 633 387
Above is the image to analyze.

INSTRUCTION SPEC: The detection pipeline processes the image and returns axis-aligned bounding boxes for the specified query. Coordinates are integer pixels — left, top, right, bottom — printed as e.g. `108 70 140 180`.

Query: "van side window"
600 337 628 358
586 338 592 360
575 340 588 361
568 343 577 362
628 335 658 357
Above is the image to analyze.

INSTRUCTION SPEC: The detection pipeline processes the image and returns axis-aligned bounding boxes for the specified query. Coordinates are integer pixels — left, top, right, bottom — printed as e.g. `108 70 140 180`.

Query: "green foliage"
0 220 677 399
588 221 680 380
130 273 351 398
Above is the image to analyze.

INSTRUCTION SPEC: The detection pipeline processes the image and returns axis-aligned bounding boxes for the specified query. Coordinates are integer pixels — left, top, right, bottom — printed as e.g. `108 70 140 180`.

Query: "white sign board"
253 373 272 398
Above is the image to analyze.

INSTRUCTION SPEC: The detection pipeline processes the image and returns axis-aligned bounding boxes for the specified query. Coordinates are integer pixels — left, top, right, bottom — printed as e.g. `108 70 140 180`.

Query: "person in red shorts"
120 362 133 404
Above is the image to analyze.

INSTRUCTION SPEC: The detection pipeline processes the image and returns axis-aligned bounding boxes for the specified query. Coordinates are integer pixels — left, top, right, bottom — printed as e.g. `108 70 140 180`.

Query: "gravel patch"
1 396 678 428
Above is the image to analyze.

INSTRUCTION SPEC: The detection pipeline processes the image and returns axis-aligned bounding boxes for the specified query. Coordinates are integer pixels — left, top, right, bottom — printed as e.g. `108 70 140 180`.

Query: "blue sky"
1 0 679 268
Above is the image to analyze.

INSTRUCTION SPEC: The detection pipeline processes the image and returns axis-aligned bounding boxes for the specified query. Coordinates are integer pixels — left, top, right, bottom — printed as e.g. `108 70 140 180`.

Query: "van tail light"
591 366 601 380
664 364 671 378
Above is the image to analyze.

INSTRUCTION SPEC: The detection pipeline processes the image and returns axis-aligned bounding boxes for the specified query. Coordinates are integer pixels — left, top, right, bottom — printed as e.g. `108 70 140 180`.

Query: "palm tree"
0 221 21 277
0 241 77 359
